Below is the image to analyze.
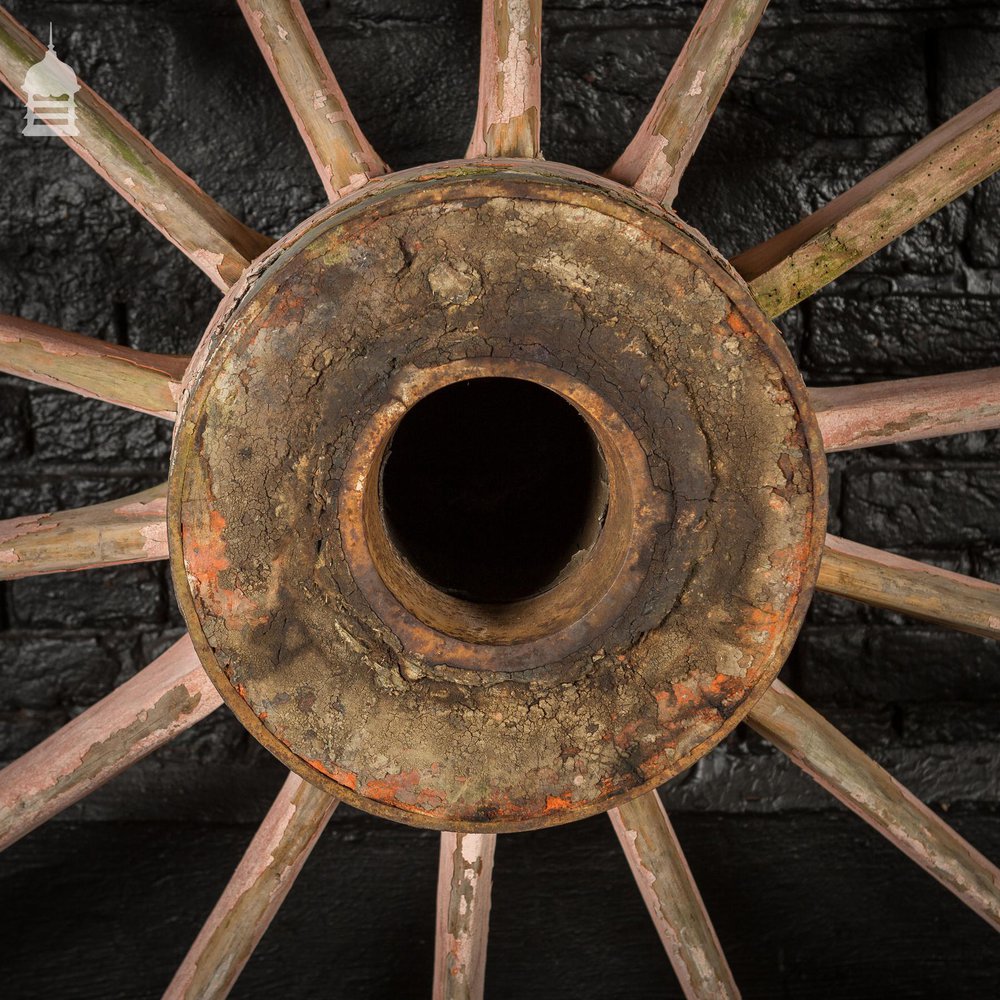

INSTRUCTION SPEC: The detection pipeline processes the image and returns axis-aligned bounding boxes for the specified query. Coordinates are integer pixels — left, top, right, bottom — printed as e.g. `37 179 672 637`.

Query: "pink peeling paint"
433 832 496 1000
811 366 1000 451
0 484 170 580
238 0 387 203
467 0 542 158
610 793 740 999
163 772 337 999
0 635 222 852
0 8 272 292
750 681 1000 932
0 312 189 419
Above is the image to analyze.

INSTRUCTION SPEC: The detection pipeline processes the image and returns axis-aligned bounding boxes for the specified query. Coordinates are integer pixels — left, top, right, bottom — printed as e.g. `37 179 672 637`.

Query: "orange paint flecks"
613 718 642 750
183 511 230 584
363 770 447 812
672 682 698 707
185 511 269 629
726 308 753 338
307 758 358 791
706 672 738 698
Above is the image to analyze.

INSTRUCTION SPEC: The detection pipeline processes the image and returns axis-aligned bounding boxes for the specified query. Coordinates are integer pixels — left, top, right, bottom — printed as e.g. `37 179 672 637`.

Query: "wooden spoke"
812 367 1000 452
467 0 543 159
749 681 1000 931
0 313 186 419
433 832 496 1000
0 483 168 581
732 88 1000 317
163 773 337 1000
0 635 220 853
818 534 1000 640
610 793 739 1000
608 0 769 207
238 0 387 202
0 9 272 292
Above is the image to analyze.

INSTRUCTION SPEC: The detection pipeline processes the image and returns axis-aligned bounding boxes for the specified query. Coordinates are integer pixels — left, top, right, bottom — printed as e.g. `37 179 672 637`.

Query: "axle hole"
380 377 607 604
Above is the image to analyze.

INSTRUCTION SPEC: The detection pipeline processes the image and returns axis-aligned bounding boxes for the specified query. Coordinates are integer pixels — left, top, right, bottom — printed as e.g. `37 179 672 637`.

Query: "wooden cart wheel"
2 1 999 996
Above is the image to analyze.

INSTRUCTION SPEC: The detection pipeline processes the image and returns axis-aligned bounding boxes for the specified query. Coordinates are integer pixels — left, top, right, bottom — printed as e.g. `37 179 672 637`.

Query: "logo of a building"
23 25 80 137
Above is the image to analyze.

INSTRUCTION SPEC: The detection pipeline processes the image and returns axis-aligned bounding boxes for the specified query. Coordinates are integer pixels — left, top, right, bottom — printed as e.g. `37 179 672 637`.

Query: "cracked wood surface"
468 0 542 158
433 832 496 1000
733 87 1000 317
0 483 169 580
0 7 272 291
811 367 1000 452
0 313 186 419
610 792 739 999
169 162 826 831
749 680 1000 932
163 772 337 1000
608 0 769 207
0 635 221 853
818 534 1000 639
238 0 387 202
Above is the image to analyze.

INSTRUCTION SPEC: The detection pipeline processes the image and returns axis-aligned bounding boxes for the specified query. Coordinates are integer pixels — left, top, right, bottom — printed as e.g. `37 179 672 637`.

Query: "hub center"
169 161 827 832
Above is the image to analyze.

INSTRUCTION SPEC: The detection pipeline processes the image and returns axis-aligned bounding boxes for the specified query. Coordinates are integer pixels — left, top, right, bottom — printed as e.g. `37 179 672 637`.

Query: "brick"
30 392 171 464
545 26 688 171
797 625 1000 703
842 467 1000 546
936 29 1000 119
8 564 165 630
0 634 128 760
807 294 1000 378
0 634 121 713
0 384 30 461
935 29 1000 269
901 703 1000 745
965 177 1000 269
736 28 929 144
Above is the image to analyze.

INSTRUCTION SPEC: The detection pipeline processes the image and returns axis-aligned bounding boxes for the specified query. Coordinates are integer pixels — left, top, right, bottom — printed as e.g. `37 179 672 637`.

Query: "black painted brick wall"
2 1 1000 996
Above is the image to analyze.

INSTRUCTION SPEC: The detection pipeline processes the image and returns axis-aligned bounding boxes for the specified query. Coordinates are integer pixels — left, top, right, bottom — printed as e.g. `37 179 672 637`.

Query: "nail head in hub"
168 160 828 832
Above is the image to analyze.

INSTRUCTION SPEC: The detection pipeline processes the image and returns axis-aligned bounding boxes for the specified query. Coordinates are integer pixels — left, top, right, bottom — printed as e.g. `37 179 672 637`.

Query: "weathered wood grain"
467 0 542 158
238 0 387 201
0 636 221 853
0 483 168 580
163 772 337 1000
0 8 272 291
433 832 496 1000
811 367 1000 452
608 0 769 207
749 681 1000 931
169 161 825 831
0 314 187 419
610 792 740 999
818 534 1000 639
733 87 1000 317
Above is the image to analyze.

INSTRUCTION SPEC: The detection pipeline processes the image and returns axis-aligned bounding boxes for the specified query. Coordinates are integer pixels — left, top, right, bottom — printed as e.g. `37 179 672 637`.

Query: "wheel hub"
168 161 827 831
